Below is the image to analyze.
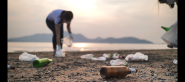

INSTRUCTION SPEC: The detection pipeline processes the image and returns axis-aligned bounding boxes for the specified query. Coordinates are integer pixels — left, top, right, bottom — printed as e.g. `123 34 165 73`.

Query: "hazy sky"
8 0 177 43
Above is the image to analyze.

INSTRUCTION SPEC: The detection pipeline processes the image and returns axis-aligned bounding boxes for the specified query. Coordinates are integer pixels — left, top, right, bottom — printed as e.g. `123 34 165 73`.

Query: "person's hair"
59 11 73 24
158 0 164 3
158 0 175 8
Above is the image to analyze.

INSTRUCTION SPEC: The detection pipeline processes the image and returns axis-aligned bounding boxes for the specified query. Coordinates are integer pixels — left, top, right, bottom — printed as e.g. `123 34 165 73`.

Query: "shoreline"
8 49 177 53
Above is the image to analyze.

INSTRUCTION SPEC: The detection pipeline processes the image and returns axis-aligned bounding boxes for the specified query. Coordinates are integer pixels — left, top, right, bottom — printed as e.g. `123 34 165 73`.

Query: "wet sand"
8 49 178 82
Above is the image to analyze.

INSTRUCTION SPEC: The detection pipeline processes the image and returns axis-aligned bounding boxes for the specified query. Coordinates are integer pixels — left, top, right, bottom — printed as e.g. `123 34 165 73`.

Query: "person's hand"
69 33 73 40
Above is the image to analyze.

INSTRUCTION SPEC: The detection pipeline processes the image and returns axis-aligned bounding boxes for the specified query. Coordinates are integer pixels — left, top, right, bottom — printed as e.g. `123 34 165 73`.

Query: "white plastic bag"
133 52 148 61
110 59 128 66
125 54 134 61
19 52 39 61
80 54 94 59
90 57 106 61
161 21 178 47
61 36 73 47
103 53 111 58
112 53 120 58
125 52 148 61
55 50 65 57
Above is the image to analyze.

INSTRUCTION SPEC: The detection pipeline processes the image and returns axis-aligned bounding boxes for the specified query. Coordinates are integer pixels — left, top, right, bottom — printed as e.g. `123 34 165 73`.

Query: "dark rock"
150 70 155 74
52 78 56 80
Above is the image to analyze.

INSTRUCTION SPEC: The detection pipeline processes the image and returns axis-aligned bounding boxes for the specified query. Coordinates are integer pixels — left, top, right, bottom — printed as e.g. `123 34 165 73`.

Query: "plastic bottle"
7 65 15 69
110 59 128 66
103 53 111 58
80 54 95 59
161 26 170 31
90 57 106 61
33 58 53 68
112 53 120 58
100 66 138 79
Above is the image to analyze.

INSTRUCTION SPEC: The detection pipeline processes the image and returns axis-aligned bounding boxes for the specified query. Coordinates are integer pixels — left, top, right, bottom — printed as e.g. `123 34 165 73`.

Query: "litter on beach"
112 53 120 58
110 59 128 66
125 52 148 62
61 35 73 47
19 52 39 61
90 57 106 61
33 58 53 68
80 54 95 59
173 59 177 64
103 53 111 58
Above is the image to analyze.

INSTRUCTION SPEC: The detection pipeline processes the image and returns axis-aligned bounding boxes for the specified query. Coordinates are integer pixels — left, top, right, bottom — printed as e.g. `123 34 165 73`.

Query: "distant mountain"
8 31 153 44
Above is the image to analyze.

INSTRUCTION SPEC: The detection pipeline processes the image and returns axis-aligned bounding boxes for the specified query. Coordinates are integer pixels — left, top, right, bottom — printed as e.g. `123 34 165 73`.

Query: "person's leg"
60 23 64 49
46 18 57 55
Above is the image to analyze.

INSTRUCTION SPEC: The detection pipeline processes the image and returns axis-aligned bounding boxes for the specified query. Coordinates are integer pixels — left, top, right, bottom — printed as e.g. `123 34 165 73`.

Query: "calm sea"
8 42 173 52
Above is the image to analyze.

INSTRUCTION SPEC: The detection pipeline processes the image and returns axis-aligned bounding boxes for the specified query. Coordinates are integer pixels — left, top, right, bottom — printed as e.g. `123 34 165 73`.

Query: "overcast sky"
8 0 177 43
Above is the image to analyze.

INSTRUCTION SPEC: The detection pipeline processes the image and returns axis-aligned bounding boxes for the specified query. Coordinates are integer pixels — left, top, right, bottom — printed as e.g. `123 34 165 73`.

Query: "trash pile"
8 52 54 69
8 51 177 80
79 52 149 78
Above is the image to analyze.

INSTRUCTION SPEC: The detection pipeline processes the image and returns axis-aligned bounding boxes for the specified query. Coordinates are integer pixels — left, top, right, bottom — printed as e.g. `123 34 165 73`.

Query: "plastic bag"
125 52 148 61
125 54 134 61
19 52 39 61
161 21 178 48
110 59 128 66
132 52 148 61
61 36 73 47
80 54 94 59
55 50 65 57
103 53 111 58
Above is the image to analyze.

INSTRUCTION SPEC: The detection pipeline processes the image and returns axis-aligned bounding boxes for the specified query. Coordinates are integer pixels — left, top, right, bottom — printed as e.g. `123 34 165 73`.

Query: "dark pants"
46 18 63 49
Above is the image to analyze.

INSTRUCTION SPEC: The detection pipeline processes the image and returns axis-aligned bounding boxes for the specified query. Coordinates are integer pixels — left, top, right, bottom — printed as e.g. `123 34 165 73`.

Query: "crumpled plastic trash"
80 54 95 59
125 54 135 61
110 59 128 66
112 53 120 58
103 53 111 58
173 59 177 64
55 50 65 57
19 52 39 61
125 52 148 61
61 35 73 47
161 21 178 48
90 57 106 61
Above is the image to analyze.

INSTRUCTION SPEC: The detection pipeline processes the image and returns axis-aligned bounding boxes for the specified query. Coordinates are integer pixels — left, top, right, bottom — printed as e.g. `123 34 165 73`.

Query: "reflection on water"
8 42 173 52
73 43 87 48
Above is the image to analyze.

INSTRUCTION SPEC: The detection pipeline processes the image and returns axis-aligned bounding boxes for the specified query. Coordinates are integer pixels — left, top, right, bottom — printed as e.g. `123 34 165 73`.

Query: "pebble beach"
7 49 178 82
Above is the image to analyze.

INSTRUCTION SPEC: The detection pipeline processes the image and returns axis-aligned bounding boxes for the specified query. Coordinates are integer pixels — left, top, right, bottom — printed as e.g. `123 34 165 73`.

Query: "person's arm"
67 22 73 40
55 24 61 46
67 22 72 33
